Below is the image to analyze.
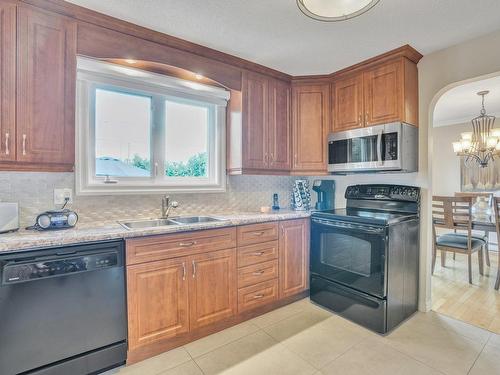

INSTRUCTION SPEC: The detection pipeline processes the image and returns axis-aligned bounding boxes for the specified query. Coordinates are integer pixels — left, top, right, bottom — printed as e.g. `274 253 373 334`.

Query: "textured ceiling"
434 75 500 127
66 0 500 75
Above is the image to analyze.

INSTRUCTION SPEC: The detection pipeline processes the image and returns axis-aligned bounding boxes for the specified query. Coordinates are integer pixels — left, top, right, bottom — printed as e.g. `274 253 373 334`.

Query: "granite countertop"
0 210 311 253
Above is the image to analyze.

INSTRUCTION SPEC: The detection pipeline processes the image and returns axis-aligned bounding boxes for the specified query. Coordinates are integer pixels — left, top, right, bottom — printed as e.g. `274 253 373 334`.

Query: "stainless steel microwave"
328 122 418 174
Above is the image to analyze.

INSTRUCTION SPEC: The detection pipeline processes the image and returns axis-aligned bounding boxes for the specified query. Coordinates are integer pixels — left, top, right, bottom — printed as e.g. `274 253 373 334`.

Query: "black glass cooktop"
312 208 417 225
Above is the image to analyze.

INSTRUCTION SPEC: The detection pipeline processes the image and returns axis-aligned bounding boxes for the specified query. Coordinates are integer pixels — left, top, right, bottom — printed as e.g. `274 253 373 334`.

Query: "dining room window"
75 57 229 195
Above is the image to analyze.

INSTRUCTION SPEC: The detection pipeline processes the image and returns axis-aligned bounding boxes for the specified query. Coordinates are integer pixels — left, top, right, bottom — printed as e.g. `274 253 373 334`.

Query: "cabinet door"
333 74 364 132
127 258 189 350
16 6 76 165
242 71 269 170
279 219 309 298
0 3 16 161
292 84 329 173
189 248 237 330
363 60 402 126
268 79 291 170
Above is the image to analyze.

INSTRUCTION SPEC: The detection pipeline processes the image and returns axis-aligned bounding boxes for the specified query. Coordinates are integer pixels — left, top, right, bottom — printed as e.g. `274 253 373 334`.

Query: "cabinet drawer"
237 222 278 246
237 241 278 267
238 279 278 313
238 260 278 288
126 227 237 265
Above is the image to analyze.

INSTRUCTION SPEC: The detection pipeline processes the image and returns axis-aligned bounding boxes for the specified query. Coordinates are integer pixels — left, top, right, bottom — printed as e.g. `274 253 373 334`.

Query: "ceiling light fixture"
297 0 380 22
453 91 499 168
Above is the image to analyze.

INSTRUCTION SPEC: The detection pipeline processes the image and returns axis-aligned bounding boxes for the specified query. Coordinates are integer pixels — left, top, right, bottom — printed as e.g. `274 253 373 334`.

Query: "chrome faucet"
161 195 179 219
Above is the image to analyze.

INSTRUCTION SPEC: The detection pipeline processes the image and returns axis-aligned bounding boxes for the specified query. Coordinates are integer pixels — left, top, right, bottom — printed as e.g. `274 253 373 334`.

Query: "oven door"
310 217 387 298
327 123 403 173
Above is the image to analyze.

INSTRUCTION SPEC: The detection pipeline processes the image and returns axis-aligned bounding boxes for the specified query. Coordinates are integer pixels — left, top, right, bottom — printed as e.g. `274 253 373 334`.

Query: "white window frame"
75 57 229 195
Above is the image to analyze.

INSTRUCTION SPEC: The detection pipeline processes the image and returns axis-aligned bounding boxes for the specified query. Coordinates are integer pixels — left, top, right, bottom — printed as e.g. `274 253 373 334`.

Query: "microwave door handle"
376 130 383 166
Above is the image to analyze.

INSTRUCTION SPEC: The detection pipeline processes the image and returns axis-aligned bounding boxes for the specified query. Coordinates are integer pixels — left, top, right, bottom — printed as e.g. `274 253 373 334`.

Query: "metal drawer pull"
22 134 27 156
192 260 196 278
179 241 197 247
5 133 9 155
252 231 266 236
252 270 265 276
253 294 264 299
182 262 186 281
251 252 265 256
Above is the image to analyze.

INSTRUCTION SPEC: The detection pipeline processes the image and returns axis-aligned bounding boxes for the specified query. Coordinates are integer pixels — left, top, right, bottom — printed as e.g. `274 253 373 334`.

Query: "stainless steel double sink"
118 216 227 230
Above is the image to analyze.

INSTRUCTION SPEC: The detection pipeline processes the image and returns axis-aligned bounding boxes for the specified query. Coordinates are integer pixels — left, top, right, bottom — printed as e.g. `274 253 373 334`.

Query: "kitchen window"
75 57 229 195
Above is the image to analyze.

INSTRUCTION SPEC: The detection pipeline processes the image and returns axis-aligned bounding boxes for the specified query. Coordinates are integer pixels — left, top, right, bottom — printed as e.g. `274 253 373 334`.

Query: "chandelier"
453 91 499 168
296 0 380 22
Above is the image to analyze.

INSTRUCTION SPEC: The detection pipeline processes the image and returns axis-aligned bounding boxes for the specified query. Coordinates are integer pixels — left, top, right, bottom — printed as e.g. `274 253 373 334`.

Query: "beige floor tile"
319 337 444 375
249 298 313 328
194 330 316 375
158 361 203 375
382 315 484 375
264 314 372 369
411 311 491 345
260 305 332 341
116 347 191 375
184 320 260 358
487 332 500 349
468 344 500 375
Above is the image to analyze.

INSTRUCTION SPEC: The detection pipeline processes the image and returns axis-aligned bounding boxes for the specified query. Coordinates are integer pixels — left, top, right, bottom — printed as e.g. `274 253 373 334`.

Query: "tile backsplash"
0 172 300 227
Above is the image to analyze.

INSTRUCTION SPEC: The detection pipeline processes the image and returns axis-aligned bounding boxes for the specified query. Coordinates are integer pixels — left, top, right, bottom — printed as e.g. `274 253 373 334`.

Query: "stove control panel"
345 185 420 202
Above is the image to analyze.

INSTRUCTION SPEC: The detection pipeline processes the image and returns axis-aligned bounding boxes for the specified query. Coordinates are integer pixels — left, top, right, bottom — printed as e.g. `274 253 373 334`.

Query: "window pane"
165 100 209 177
95 88 152 177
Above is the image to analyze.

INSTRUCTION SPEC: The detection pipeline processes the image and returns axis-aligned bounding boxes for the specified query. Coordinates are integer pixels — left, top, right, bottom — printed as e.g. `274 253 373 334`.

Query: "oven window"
320 233 371 277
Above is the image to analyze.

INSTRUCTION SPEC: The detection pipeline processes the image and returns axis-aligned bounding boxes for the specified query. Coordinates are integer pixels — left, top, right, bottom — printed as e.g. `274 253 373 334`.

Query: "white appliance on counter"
0 202 19 233
328 122 418 174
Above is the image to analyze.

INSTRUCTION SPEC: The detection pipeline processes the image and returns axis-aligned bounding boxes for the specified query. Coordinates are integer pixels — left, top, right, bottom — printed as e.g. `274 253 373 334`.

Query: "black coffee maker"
312 180 335 210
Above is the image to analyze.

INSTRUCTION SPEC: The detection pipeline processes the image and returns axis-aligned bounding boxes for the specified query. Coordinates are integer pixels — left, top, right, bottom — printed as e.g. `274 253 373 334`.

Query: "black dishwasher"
0 240 127 375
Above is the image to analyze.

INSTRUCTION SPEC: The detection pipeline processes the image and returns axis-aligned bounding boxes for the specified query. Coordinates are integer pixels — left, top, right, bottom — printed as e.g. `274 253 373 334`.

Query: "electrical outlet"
54 188 73 205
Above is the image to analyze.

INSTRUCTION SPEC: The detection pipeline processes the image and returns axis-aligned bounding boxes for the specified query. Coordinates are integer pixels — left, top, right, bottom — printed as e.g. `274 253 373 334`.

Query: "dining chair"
454 192 492 267
492 197 500 291
432 196 485 284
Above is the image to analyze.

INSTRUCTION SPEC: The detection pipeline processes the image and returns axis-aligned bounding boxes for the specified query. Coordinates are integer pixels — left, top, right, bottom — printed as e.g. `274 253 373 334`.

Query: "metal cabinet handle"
179 241 197 247
359 114 362 125
182 262 186 281
270 152 274 161
154 162 158 177
251 252 264 256
253 294 264 299
5 133 9 155
252 231 265 236
365 112 369 126
192 260 196 278
22 134 27 156
252 270 265 276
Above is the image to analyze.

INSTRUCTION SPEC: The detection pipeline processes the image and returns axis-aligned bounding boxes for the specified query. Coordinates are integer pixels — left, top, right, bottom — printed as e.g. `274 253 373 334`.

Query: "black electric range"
310 184 420 334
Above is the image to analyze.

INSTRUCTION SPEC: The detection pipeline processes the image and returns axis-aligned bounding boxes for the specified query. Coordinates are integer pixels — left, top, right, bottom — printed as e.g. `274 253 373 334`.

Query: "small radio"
34 209 78 230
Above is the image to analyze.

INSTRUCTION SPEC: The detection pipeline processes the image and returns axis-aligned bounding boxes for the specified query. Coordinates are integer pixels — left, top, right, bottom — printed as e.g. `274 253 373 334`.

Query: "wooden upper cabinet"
242 71 269 170
268 79 291 170
127 258 190 350
279 218 309 298
333 74 364 132
16 6 76 167
292 83 329 173
332 53 420 132
0 3 16 162
188 249 237 330
363 60 402 126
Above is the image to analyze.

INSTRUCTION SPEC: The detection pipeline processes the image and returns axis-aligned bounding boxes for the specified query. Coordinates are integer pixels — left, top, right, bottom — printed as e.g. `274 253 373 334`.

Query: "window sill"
75 183 227 196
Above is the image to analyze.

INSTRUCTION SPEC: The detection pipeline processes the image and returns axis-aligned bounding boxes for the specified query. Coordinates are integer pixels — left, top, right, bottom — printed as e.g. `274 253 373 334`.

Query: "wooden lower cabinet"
279 219 310 298
189 249 237 330
125 220 310 363
127 258 189 351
